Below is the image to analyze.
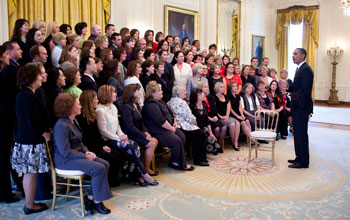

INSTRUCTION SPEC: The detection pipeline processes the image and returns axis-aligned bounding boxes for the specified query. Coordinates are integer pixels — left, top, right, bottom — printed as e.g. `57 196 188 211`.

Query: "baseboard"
314 100 350 107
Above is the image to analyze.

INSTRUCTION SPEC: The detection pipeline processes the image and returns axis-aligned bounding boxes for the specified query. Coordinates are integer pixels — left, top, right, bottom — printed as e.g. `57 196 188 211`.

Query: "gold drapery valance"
7 0 111 38
276 5 319 99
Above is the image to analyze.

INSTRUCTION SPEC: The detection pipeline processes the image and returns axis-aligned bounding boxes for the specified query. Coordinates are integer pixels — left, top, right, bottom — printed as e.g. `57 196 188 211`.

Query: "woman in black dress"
197 82 227 152
214 82 240 151
122 84 159 176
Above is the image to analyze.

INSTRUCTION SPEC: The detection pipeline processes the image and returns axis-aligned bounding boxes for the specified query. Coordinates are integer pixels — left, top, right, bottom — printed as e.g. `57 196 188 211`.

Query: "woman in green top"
62 67 82 98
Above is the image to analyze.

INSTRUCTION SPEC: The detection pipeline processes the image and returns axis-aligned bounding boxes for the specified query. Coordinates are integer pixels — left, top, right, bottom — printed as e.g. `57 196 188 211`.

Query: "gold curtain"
8 0 111 38
276 6 319 99
276 12 289 73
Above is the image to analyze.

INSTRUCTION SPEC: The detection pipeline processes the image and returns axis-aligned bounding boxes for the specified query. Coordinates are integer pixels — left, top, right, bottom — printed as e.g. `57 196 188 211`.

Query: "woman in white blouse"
168 85 208 166
172 51 192 86
124 60 145 106
96 85 158 186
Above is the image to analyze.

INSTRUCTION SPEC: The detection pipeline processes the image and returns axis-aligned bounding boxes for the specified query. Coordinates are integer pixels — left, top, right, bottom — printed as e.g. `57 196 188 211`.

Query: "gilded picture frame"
164 5 199 44
251 35 265 67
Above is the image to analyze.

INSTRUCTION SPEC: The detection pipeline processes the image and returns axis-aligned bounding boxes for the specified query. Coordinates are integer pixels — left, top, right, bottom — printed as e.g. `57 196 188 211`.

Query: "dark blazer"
88 34 98 41
143 99 174 136
0 58 20 118
53 117 88 168
162 62 175 89
291 62 314 114
151 74 172 102
140 73 152 89
79 74 98 92
14 88 46 144
121 103 149 146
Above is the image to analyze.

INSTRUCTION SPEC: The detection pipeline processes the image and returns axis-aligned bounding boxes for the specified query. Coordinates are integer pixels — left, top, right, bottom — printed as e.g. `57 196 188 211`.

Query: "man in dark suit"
0 41 22 203
288 48 314 169
79 56 98 92
105 24 116 48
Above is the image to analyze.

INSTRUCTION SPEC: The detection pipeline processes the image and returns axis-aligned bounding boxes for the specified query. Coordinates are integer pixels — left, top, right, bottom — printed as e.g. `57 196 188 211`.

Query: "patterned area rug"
1 125 350 219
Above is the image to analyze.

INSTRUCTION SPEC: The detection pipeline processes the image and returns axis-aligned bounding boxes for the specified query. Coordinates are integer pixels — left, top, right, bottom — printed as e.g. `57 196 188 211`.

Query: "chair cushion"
55 168 85 176
250 131 277 139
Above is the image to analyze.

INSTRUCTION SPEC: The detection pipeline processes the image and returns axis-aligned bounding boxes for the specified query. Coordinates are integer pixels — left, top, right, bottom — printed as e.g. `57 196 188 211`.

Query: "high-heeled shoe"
145 180 159 186
136 180 148 187
148 171 159 176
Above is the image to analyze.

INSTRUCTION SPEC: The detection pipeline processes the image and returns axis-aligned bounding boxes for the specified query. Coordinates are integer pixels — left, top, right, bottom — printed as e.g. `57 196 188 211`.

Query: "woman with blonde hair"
96 85 158 186
95 35 109 57
214 81 240 151
32 20 46 36
51 32 67 67
197 82 227 153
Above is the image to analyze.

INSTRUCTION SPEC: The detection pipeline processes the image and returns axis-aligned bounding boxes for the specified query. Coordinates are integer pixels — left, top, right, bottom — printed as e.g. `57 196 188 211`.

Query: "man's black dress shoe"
287 159 296 163
84 196 94 214
194 161 210 166
288 163 309 168
94 202 111 214
23 203 47 215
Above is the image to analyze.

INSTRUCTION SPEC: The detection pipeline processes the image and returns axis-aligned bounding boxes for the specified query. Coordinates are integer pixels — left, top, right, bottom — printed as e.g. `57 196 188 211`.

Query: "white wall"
241 0 350 101
109 0 217 49
240 0 270 65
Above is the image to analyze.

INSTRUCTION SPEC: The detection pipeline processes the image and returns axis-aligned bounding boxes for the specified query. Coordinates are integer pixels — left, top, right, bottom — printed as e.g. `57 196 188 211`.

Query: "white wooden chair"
248 110 279 166
45 142 90 217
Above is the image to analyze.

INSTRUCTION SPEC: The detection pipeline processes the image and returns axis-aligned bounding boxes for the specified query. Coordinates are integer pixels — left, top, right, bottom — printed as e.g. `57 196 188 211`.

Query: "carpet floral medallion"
1 124 350 219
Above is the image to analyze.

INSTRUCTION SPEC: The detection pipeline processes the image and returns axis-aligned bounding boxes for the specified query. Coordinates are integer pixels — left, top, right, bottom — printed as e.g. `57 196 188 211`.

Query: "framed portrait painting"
251 35 265 67
164 5 198 44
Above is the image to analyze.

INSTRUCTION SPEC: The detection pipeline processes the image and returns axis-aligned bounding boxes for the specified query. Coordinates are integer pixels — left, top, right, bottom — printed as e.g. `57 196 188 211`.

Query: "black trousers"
181 129 207 163
153 129 187 169
278 110 289 136
292 108 310 165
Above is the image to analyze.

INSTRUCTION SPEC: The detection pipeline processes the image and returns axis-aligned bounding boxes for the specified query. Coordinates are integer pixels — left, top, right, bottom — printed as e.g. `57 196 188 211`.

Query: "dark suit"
53 117 110 201
0 59 20 201
79 74 98 92
291 62 314 166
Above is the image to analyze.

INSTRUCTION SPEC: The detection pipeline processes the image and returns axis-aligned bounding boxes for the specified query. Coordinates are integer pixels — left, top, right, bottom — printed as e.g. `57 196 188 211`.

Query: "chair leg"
272 140 275 166
255 139 258 158
79 177 85 217
52 176 57 211
152 155 155 171
221 139 225 151
248 138 252 163
66 178 71 201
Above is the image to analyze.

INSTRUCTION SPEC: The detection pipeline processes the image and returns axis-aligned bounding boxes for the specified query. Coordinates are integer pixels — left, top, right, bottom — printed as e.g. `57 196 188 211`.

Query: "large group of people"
0 19 296 215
